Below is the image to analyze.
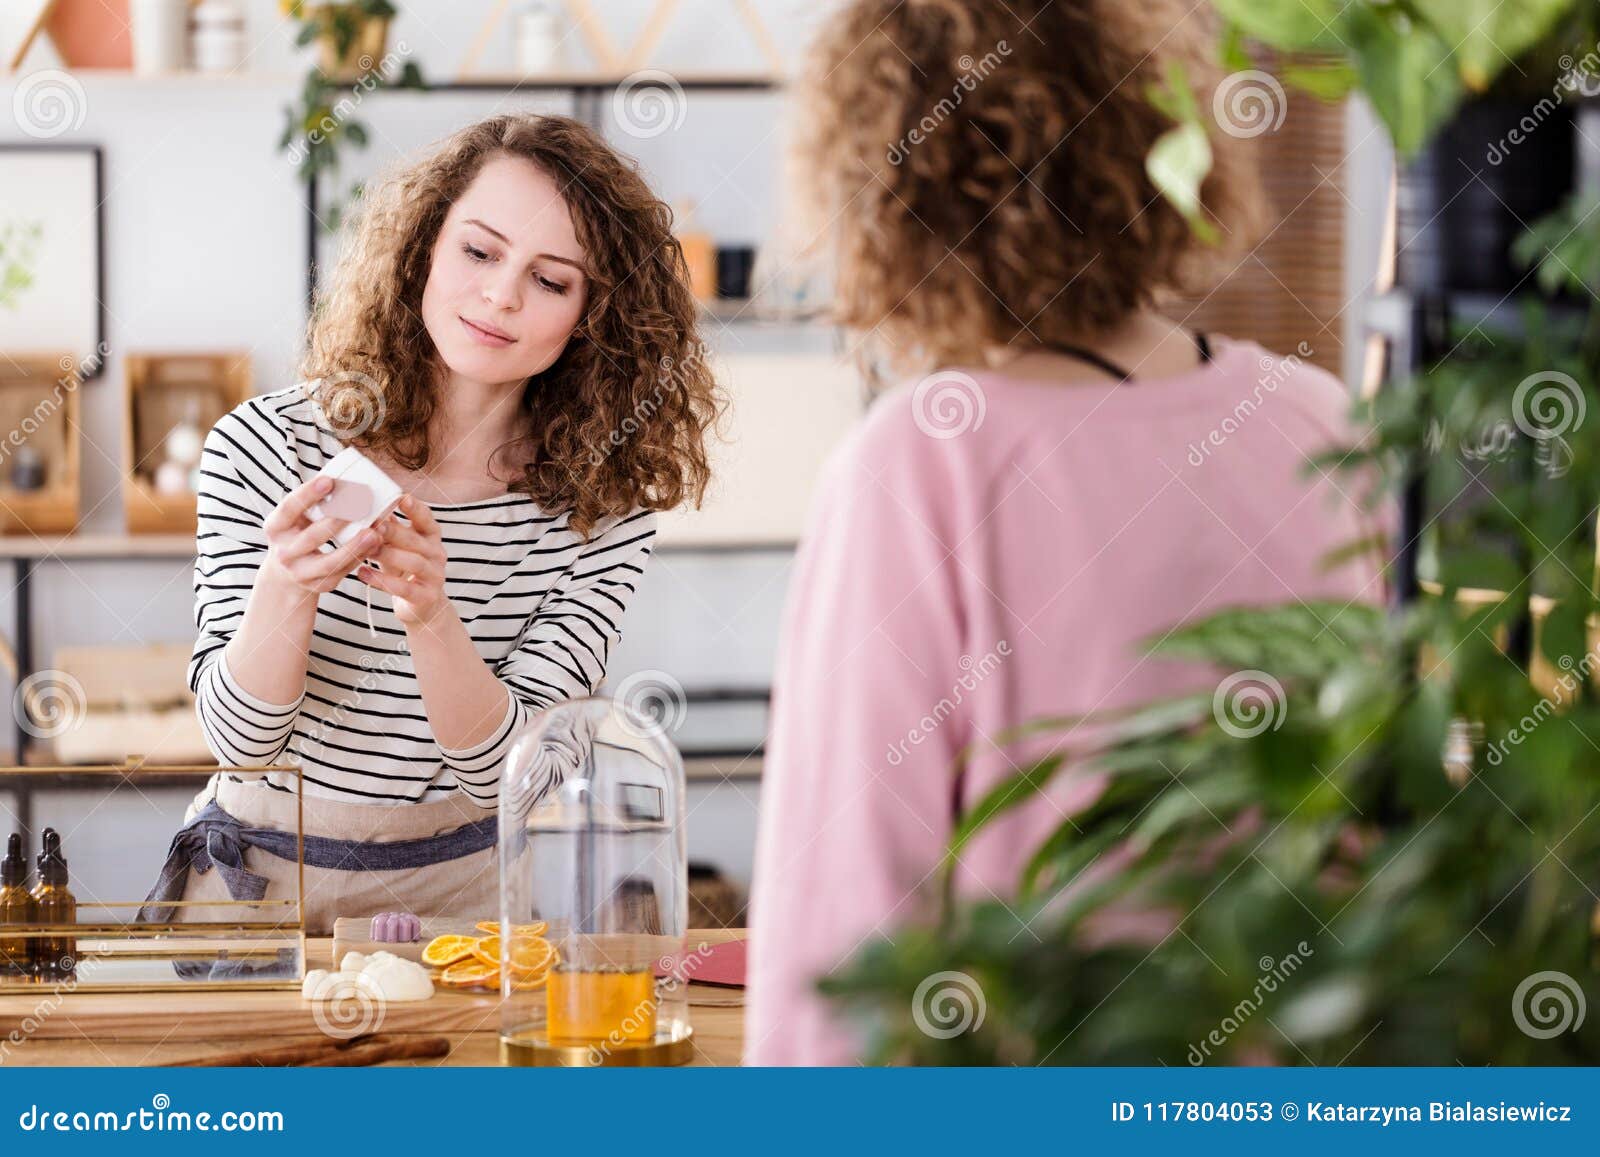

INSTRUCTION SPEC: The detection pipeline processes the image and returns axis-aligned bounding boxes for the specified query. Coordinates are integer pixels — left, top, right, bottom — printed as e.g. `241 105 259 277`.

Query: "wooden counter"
0 928 746 1067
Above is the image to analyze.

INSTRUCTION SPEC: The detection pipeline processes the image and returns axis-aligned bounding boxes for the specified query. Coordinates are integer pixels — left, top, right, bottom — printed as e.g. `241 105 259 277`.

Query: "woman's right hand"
260 476 384 596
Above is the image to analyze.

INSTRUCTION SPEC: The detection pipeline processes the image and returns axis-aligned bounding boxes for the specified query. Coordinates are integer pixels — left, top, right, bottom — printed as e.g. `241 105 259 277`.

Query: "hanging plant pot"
306 3 390 81
1397 98 1576 294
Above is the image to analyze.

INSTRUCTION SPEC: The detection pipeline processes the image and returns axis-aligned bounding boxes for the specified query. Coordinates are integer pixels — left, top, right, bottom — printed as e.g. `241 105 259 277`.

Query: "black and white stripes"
188 383 655 806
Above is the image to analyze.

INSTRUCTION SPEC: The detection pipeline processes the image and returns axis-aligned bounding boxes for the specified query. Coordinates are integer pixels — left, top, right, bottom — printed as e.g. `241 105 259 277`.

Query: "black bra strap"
1043 329 1212 383
1042 342 1133 383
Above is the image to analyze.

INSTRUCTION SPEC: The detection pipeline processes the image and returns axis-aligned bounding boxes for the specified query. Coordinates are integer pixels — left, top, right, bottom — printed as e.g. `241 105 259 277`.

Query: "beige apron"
170 775 498 935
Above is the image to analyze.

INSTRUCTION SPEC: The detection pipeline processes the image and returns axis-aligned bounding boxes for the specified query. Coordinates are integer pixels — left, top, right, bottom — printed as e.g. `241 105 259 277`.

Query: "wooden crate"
123 352 251 534
30 642 211 765
0 353 81 535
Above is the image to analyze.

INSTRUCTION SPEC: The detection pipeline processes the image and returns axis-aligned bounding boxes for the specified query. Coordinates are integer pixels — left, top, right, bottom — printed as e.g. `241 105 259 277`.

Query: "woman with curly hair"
746 0 1387 1062
142 114 718 932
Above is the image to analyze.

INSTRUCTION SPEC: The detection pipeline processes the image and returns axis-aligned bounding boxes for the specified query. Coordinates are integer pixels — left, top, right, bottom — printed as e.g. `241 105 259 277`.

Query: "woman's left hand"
357 494 452 629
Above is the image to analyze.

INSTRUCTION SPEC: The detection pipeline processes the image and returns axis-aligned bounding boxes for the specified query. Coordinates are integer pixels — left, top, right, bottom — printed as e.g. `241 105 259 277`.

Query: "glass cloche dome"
498 696 694 1066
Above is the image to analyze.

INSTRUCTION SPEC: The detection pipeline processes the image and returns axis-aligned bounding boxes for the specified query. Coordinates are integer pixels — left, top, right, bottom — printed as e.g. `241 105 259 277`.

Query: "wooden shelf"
23 68 784 93
700 298 832 326
0 532 194 558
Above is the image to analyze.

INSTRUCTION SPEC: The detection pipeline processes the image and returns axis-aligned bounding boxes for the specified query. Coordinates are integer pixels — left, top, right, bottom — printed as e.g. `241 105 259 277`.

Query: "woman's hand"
357 494 452 629
261 476 383 597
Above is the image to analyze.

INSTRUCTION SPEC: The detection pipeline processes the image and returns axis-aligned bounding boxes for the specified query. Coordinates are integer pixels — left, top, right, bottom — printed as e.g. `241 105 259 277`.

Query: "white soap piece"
301 968 333 1000
339 950 369 973
357 955 435 1002
308 446 405 547
324 974 363 1001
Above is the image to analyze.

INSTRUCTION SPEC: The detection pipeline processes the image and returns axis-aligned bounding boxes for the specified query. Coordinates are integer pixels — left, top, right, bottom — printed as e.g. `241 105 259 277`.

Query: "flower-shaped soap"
370 912 421 943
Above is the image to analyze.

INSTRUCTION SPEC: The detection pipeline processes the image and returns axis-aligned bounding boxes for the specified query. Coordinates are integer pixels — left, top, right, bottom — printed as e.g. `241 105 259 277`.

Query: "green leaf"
1279 59 1359 101
1410 0 1576 92
1343 4 1462 155
1146 122 1218 243
949 755 1067 864
1212 0 1345 50
1538 599 1588 672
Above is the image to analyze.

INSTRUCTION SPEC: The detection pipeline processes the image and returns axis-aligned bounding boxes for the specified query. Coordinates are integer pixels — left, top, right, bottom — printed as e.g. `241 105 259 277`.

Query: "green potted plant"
276 0 424 234
281 0 397 81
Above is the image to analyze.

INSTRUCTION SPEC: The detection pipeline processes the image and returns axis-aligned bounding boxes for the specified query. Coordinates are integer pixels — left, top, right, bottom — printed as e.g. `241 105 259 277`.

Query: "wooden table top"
0 929 746 1067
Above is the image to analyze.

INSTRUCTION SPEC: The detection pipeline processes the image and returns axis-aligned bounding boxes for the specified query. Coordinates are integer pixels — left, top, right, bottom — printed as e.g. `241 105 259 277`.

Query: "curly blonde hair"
300 114 720 537
794 0 1263 374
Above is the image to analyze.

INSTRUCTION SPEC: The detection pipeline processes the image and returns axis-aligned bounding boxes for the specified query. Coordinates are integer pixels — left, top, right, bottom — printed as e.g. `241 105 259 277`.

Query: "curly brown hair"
300 113 720 537
794 0 1264 374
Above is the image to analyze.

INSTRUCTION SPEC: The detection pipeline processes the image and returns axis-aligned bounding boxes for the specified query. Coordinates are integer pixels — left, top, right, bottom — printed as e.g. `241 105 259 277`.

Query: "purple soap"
370 912 421 942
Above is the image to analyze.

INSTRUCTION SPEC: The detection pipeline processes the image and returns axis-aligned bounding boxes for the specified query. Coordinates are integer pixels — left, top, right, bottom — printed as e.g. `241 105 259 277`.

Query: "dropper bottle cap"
1 833 23 887
36 828 67 887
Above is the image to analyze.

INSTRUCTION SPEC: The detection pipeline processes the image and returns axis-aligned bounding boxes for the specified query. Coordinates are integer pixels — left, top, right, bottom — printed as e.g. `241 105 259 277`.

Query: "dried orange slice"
475 920 549 938
472 934 558 975
471 935 503 968
439 958 499 988
421 934 479 967
508 969 549 991
506 937 557 974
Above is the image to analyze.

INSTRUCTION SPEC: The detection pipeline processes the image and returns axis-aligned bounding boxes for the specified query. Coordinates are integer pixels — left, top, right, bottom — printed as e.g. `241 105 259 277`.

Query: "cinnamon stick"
167 1033 450 1067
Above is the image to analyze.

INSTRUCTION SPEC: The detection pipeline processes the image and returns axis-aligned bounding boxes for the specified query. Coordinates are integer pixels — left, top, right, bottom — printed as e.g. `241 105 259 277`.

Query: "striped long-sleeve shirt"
189 383 655 806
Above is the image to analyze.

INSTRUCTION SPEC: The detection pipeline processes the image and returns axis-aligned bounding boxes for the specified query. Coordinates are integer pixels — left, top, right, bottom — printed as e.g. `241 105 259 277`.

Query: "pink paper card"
319 478 372 522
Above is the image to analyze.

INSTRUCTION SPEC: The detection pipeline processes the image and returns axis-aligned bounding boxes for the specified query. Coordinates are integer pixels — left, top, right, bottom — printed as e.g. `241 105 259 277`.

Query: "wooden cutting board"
0 969 501 1043
0 987 503 1042
0 929 747 1042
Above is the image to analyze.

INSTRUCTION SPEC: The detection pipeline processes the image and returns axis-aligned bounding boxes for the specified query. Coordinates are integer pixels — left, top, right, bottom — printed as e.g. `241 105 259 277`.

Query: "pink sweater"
743 336 1389 1065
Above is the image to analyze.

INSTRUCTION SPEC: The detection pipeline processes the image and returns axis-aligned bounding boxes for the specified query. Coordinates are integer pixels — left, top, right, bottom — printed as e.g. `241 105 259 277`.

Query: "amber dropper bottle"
0 834 33 978
31 828 76 981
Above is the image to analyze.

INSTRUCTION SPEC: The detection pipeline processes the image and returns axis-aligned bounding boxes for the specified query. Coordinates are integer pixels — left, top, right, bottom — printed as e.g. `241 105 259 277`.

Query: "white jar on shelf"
130 0 188 75
189 0 248 74
515 2 567 77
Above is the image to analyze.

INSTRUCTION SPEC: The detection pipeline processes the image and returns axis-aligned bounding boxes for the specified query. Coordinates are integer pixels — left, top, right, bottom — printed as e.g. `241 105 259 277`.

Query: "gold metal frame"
0 755 306 992
500 1029 696 1067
